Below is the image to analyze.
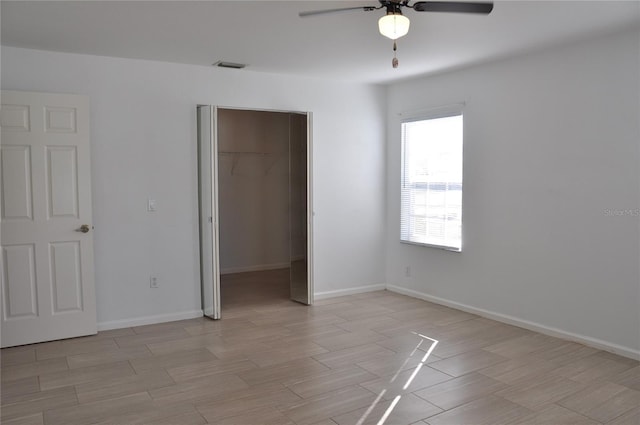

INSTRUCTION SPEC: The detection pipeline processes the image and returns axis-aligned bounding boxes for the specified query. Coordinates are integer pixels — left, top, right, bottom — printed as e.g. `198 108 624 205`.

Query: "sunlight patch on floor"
357 331 439 425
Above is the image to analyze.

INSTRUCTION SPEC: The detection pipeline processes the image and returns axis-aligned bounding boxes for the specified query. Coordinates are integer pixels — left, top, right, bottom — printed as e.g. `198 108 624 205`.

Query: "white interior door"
197 105 220 319
1 90 97 347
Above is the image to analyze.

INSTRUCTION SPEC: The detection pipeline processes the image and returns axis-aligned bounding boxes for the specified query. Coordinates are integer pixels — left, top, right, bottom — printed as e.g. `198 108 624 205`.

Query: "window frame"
399 107 464 252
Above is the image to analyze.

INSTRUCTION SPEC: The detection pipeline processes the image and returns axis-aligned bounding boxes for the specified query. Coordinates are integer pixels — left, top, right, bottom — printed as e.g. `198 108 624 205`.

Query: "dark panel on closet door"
289 113 309 305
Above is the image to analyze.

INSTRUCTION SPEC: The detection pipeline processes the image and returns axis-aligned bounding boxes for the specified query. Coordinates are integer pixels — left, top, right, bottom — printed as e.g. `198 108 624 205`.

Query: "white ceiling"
2 0 639 84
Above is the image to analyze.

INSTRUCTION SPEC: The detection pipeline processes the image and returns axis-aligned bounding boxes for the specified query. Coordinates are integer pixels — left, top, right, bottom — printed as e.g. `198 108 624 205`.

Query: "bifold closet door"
197 106 220 319
289 113 312 305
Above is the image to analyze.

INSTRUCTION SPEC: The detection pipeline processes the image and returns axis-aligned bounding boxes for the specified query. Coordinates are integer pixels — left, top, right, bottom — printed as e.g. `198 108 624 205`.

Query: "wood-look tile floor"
2 269 639 425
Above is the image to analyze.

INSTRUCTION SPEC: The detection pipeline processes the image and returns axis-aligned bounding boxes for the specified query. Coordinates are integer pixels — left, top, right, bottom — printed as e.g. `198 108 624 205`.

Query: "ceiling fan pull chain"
392 40 399 68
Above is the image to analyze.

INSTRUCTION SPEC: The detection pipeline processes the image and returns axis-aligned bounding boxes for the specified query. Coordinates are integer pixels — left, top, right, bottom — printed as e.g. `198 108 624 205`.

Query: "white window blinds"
400 113 463 251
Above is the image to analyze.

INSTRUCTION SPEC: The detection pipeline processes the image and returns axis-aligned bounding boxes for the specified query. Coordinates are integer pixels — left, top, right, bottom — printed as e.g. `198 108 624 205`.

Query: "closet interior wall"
217 109 304 290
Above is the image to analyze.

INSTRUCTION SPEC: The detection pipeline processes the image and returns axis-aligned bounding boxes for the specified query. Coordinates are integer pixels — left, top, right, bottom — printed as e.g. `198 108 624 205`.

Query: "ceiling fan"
300 0 494 68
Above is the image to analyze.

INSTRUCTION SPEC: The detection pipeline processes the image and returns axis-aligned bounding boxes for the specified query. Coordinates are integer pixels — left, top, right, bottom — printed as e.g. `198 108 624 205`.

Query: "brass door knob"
76 224 90 233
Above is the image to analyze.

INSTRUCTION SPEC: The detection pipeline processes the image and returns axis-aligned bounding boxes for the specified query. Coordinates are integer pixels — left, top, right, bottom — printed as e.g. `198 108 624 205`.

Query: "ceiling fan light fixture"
378 11 410 40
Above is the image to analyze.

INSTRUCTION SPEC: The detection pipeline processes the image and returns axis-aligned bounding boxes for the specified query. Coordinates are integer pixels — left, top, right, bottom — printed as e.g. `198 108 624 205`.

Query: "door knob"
76 224 90 233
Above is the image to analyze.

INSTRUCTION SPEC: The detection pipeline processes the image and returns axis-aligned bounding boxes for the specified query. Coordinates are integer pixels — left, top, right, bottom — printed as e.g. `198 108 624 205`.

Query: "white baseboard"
97 310 204 331
386 284 640 361
220 262 291 275
315 284 386 300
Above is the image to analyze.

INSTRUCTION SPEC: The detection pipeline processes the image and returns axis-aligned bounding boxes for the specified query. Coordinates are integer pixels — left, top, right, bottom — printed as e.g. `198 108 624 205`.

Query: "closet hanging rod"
218 151 285 155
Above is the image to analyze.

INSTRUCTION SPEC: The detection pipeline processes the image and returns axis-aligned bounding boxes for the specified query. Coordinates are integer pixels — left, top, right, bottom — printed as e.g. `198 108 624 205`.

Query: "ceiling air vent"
213 61 246 69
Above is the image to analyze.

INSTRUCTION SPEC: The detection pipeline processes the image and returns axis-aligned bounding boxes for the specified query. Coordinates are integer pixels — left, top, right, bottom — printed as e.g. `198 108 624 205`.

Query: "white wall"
386 29 640 357
1 47 387 328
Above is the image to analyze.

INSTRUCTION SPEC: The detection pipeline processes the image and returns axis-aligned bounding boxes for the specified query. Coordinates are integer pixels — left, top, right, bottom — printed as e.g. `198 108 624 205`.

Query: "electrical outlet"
150 276 159 288
405 266 411 277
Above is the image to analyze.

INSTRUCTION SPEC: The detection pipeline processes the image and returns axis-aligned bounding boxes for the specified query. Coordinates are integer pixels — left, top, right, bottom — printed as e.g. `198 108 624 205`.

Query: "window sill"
400 240 461 252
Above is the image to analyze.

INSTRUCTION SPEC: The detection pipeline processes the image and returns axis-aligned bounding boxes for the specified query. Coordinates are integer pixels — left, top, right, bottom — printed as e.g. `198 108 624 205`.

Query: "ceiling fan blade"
412 1 493 14
299 6 378 17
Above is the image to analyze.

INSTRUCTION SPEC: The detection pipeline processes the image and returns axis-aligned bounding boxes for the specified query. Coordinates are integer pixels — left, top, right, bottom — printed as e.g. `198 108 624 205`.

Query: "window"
400 111 463 251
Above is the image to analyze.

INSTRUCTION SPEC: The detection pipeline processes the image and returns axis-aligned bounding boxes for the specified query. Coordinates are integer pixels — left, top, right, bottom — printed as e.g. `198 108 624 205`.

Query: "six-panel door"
1 90 97 347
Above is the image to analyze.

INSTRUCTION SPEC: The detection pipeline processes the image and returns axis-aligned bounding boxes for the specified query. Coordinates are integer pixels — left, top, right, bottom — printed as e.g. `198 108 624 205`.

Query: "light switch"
147 198 157 212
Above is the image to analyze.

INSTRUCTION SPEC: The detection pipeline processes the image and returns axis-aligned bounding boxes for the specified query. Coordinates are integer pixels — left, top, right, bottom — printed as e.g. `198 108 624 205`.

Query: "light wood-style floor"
2 270 639 425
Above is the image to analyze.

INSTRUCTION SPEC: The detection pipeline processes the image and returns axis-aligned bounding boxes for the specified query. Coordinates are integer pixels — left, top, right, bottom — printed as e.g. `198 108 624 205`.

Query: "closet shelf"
219 151 286 156
219 151 286 175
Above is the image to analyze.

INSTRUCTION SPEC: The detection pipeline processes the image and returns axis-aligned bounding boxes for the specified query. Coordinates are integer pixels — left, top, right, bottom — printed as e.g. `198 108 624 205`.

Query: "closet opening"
197 106 313 319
